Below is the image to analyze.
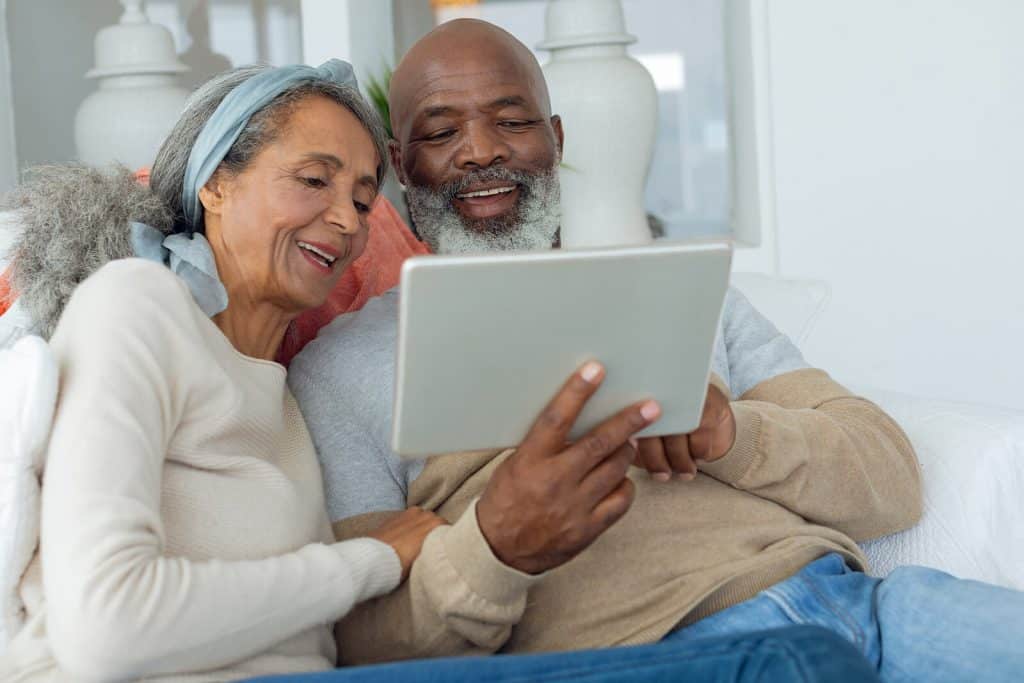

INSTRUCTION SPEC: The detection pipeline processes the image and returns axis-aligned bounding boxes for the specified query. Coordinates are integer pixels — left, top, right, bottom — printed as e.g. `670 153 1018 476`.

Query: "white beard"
406 164 561 255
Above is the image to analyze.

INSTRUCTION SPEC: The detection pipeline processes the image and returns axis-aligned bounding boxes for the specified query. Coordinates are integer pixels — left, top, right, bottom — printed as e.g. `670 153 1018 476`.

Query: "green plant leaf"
364 64 394 139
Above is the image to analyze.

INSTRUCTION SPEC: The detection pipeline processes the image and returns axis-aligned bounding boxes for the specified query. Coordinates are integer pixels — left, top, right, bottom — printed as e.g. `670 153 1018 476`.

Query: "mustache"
434 167 539 202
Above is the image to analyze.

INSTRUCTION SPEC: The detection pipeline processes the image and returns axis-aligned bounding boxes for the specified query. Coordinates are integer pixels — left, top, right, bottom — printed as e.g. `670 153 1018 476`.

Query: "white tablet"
392 241 732 458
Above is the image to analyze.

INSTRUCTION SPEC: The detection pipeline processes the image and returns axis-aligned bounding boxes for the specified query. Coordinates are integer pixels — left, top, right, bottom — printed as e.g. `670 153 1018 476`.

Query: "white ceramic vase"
539 0 658 248
74 1 190 171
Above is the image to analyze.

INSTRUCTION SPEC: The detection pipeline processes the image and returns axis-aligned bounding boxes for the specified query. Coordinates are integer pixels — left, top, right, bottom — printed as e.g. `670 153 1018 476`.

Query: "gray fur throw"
2 164 174 339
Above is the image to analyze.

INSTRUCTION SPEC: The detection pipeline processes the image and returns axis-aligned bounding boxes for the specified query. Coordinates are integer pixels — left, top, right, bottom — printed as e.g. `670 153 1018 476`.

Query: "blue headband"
181 59 359 229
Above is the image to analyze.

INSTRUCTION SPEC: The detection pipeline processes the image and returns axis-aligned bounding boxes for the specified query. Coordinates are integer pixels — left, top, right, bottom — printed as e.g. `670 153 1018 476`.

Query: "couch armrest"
855 385 1024 590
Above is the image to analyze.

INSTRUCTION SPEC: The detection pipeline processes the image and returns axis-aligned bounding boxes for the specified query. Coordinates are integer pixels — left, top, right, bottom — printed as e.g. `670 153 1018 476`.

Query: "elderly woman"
1 60 445 682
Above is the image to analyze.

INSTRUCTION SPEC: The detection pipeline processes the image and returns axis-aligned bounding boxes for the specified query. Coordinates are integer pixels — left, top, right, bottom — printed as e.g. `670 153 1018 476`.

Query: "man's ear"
550 115 565 160
388 139 408 186
198 173 227 217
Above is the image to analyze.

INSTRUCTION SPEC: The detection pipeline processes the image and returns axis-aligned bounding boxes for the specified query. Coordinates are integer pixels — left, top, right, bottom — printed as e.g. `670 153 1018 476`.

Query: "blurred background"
0 0 1022 411
0 0 729 241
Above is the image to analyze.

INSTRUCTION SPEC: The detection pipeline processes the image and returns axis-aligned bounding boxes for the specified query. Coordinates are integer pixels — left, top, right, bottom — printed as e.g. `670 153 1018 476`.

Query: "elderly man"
289 19 1024 682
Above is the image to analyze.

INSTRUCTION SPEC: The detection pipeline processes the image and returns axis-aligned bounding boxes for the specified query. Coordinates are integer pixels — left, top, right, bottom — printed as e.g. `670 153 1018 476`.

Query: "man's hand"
476 361 661 575
635 383 736 481
367 507 448 581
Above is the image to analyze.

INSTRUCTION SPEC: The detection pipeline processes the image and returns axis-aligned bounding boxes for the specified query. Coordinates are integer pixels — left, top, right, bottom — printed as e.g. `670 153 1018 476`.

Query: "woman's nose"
323 194 362 235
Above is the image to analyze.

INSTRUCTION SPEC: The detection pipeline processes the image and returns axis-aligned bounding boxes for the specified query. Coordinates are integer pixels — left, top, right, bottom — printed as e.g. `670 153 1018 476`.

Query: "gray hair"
151 64 390 234
2 164 173 338
3 63 389 338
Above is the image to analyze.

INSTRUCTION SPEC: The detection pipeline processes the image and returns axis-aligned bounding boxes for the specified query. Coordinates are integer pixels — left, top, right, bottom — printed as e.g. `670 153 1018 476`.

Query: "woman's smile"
296 238 345 274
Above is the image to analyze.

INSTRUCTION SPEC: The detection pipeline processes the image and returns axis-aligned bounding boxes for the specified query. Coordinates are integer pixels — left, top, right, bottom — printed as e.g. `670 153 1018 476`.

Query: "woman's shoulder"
59 258 200 338
77 258 192 306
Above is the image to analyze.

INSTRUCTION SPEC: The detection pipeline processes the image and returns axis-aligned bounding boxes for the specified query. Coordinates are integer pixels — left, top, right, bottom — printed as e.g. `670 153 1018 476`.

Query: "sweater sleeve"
699 368 923 542
333 501 541 664
41 260 401 681
703 287 922 541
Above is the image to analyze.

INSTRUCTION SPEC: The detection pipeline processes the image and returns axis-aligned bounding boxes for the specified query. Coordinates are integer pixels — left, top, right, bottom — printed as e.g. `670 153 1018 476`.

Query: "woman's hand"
368 507 448 580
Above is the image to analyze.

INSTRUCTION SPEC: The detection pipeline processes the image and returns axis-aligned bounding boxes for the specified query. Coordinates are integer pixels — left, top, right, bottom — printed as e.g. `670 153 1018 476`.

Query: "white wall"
301 0 395 83
7 0 119 168
0 0 17 194
762 0 1024 410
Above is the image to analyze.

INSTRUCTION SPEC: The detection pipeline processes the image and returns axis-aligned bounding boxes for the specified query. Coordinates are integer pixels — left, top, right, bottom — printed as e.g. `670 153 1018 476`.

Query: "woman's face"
202 95 379 314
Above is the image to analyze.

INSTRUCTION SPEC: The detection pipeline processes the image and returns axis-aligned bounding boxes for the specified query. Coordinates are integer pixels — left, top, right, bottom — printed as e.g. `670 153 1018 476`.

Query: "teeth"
457 186 516 199
297 241 336 264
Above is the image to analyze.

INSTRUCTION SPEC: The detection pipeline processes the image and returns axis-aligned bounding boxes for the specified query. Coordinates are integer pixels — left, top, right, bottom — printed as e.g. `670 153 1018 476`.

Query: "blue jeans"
669 554 1024 682
249 626 877 682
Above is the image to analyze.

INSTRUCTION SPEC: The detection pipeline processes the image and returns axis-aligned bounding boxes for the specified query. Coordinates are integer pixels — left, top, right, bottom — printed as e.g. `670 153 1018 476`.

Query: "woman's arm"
334 502 540 664
41 261 402 680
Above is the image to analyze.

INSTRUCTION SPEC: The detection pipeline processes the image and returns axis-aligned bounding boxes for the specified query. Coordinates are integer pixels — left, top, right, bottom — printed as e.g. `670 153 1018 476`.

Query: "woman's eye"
354 201 371 215
300 176 328 189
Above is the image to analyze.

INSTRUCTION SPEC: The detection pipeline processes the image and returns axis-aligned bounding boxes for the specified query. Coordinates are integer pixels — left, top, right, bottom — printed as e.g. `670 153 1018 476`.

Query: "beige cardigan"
333 369 921 663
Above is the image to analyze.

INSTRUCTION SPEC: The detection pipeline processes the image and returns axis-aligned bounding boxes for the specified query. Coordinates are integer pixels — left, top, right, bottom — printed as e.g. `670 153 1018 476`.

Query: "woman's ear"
198 173 228 217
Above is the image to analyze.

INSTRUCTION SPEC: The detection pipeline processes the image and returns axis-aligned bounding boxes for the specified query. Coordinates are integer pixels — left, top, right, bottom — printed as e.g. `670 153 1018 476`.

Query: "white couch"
0 336 56 649
732 272 1024 590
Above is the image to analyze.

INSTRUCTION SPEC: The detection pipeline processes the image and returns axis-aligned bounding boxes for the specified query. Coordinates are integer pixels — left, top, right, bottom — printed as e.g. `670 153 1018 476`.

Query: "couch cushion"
730 272 1024 590
730 272 830 346
857 386 1024 590
0 336 57 652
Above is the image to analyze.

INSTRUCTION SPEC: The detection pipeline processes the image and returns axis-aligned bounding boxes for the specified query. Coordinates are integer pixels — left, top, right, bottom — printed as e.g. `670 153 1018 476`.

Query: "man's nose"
455 120 511 169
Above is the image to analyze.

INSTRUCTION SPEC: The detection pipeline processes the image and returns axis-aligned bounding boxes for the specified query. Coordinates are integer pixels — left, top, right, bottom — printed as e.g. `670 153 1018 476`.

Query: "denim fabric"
668 554 1024 682
248 626 877 682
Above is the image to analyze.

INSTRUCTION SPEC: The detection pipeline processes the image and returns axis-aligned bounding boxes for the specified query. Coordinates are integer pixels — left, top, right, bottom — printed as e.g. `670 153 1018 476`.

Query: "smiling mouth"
297 240 340 270
452 184 522 222
456 185 518 200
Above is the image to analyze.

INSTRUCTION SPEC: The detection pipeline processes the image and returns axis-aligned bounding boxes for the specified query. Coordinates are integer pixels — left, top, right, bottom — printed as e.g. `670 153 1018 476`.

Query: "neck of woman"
212 295 294 362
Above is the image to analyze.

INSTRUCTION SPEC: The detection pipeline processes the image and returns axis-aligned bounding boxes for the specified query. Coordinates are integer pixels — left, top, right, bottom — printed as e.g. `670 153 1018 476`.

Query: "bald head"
389 19 552 142
387 19 564 255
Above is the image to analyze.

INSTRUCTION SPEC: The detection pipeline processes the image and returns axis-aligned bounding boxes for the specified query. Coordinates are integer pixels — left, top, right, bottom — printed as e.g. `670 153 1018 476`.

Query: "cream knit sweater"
1 259 401 682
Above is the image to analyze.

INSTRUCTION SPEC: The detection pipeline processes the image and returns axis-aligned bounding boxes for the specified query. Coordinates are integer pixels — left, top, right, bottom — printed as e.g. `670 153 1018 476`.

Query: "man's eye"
499 120 534 128
424 129 456 142
300 176 328 189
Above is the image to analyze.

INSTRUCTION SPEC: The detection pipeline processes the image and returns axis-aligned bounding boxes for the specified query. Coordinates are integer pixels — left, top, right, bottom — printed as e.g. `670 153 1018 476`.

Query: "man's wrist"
698 402 761 483
476 495 546 574
439 500 545 605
